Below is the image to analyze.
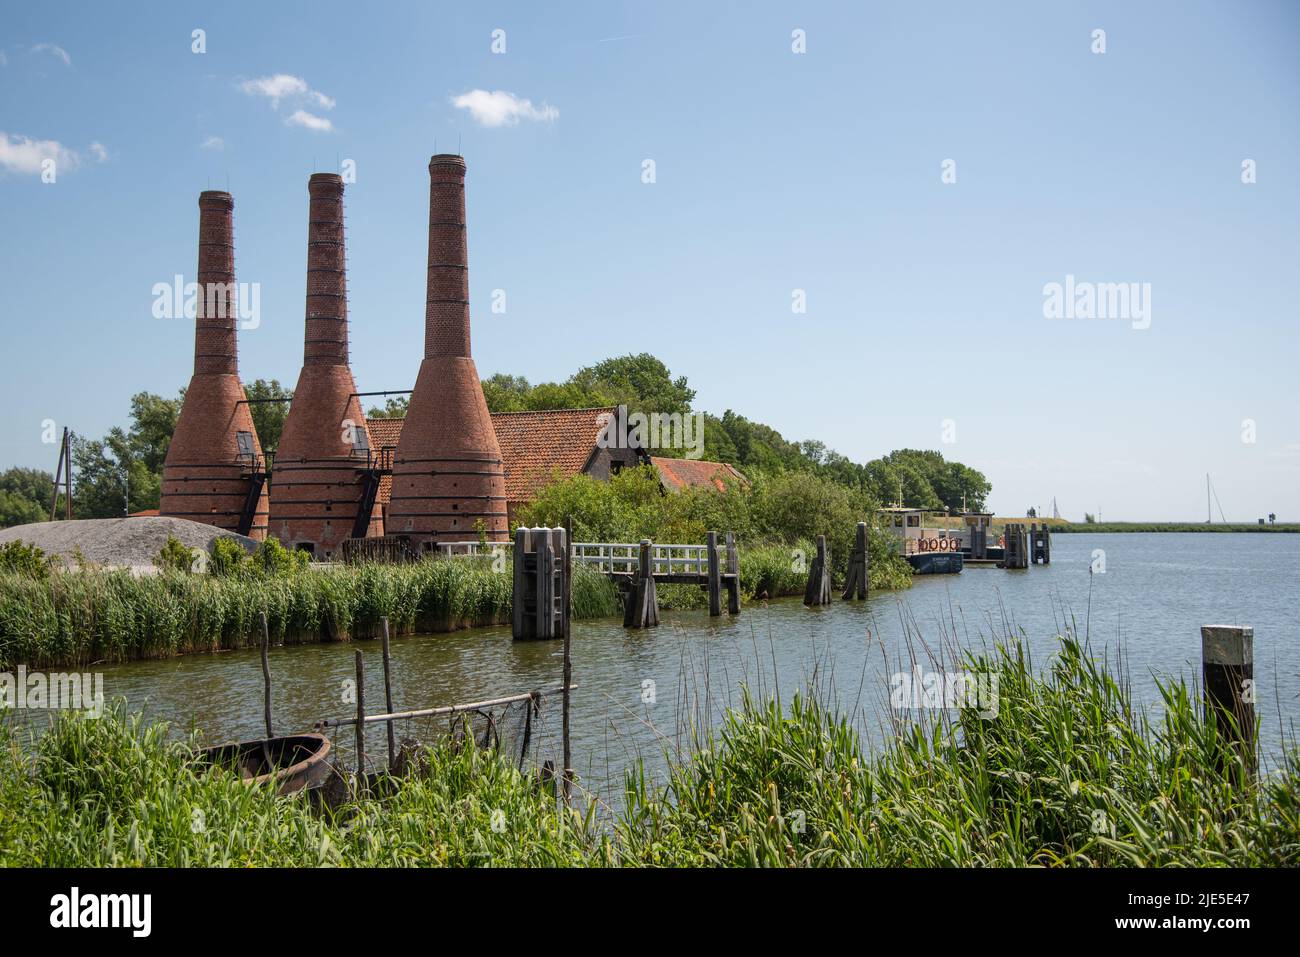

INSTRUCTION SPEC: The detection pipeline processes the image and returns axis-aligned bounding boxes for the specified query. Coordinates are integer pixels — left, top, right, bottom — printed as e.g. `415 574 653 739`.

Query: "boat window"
894 516 903 527
907 515 920 527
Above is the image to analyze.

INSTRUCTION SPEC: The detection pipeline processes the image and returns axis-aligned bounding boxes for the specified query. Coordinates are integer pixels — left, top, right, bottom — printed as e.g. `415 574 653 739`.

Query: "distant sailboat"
1206 474 1227 523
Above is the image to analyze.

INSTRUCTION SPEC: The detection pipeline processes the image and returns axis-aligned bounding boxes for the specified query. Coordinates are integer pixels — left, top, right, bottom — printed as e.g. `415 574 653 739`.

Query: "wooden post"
706 530 722 616
626 539 659 628
842 521 869 600
512 526 528 639
804 534 832 606
259 611 273 738
353 649 366 781
562 522 573 803
381 617 396 769
1201 625 1256 777
536 529 555 640
725 531 740 615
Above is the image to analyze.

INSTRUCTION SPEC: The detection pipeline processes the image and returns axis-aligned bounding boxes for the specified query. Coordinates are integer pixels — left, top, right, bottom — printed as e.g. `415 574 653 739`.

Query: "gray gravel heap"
0 516 258 572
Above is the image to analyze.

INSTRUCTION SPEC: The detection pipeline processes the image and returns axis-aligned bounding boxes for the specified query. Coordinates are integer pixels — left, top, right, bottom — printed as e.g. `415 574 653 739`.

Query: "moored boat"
194 733 332 796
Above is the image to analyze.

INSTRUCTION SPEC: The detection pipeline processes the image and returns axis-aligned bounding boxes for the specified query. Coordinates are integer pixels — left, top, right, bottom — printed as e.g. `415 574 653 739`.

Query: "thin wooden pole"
562 522 573 803
258 612 273 737
318 685 573 729
381 617 396 769
706 530 722 616
353 650 366 780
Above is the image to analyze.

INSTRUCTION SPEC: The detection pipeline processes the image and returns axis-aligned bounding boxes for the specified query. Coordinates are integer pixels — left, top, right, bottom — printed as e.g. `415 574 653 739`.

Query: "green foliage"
366 395 410 419
0 540 53 580
519 466 913 595
154 535 197 573
4 639 1296 867
0 467 60 529
209 536 249 577
243 379 293 455
250 536 308 576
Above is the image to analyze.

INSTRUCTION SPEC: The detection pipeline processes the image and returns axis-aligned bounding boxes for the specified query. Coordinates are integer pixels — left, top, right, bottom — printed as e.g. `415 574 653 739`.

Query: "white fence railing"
437 540 713 577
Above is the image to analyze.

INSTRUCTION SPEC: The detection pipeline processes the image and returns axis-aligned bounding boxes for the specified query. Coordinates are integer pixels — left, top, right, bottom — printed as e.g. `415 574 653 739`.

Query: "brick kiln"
159 191 269 539
387 155 508 549
268 174 382 557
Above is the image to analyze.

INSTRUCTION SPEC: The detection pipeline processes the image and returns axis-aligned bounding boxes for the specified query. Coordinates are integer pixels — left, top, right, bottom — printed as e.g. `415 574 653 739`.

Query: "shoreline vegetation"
0 466 915 670
0 538 910 671
2 638 1295 867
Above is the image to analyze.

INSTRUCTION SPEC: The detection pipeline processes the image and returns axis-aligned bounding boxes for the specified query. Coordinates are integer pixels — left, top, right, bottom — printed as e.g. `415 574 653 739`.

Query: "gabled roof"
364 407 619 507
651 456 748 492
490 407 616 502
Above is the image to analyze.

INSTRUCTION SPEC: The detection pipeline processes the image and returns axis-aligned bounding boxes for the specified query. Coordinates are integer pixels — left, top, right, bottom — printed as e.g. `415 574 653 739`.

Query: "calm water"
57 533 1300 803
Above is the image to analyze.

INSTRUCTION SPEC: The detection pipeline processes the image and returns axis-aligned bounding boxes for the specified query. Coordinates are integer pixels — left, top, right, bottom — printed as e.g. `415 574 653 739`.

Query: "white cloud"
0 132 79 175
0 52 8 67
451 89 558 127
31 43 71 67
89 141 108 163
240 73 335 115
286 110 333 133
201 135 225 151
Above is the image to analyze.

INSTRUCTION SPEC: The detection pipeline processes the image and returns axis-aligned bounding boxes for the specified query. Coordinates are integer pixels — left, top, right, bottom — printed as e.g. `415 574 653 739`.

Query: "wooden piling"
258 611 273 738
562 522 573 802
381 617 396 769
536 530 555 640
706 530 722 616
804 534 832 606
353 650 366 780
725 531 740 614
1201 625 1256 777
842 521 869 600
624 539 660 628
512 526 528 639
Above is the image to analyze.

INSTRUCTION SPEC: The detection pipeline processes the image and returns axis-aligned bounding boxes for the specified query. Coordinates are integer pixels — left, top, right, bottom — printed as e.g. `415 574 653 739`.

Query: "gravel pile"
0 516 258 572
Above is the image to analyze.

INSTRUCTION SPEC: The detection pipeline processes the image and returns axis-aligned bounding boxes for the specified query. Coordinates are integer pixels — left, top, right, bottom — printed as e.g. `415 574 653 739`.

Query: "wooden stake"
381 617 396 769
259 612 273 738
706 530 722 616
353 650 366 781
1201 625 1256 779
562 521 573 803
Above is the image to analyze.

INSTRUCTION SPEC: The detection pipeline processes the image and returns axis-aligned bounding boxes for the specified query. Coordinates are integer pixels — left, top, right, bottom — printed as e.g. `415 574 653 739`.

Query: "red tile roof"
490 407 614 503
364 408 616 508
651 456 748 492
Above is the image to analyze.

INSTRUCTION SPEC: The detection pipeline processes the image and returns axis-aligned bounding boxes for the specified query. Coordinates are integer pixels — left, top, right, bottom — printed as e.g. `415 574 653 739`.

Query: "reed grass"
3 636 1295 867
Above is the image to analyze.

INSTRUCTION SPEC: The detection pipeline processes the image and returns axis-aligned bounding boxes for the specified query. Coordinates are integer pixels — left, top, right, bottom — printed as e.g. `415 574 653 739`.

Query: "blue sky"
1 1 1296 520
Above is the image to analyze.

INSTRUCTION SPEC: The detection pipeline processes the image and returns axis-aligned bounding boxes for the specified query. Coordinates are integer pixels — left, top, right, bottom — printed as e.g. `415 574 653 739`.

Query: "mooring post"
536 528 556 639
381 617 396 769
353 649 366 782
842 521 869 600
804 534 832 606
562 522 573 802
258 611 273 738
626 538 659 628
706 530 722 617
511 525 529 640
725 531 740 614
1042 523 1051 565
1201 624 1256 778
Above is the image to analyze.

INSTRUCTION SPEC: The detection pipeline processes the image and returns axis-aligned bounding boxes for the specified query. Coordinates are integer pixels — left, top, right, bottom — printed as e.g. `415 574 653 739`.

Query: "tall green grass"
0 560 584 670
3 636 1295 867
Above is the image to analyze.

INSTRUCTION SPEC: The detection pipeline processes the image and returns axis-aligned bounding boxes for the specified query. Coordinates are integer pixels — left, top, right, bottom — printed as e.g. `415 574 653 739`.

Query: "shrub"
0 540 53 580
154 535 197 573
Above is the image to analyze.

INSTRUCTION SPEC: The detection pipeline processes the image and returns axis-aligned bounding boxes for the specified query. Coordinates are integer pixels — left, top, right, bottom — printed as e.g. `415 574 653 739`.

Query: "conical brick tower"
160 191 269 539
389 155 507 550
269 174 382 557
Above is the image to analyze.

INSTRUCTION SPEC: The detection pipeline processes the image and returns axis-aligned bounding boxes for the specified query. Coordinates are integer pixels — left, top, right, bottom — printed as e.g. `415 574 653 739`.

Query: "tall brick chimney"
389 155 507 549
269 174 381 556
160 191 269 539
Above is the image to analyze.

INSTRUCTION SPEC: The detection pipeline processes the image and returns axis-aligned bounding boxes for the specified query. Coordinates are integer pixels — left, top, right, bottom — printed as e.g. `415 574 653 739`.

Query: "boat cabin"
878 507 963 555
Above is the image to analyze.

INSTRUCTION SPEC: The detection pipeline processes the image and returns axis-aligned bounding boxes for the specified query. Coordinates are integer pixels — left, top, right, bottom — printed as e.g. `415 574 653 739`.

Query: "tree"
1027 506 1037 518
244 379 292 455
1269 513 1276 524
0 467 63 527
1084 513 1096 524
366 395 410 419
569 353 696 415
